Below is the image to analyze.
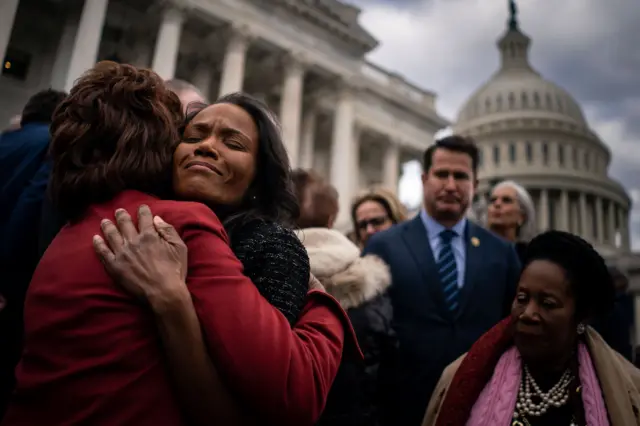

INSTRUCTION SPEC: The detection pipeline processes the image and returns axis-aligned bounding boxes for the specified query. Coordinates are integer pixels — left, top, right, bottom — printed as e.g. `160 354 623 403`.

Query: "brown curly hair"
49 61 184 221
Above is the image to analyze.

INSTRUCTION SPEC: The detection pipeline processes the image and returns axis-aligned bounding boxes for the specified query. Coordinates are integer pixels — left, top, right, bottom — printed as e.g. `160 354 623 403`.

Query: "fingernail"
115 208 126 215
139 204 150 211
153 216 165 225
92 235 102 243
101 218 110 225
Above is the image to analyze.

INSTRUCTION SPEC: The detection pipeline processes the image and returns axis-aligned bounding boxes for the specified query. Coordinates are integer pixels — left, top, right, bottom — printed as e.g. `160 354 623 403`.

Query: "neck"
425 208 463 229
489 224 517 242
524 351 575 390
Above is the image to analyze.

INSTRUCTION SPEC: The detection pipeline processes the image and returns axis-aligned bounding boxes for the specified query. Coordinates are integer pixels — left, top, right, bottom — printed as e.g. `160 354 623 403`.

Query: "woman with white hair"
485 180 536 261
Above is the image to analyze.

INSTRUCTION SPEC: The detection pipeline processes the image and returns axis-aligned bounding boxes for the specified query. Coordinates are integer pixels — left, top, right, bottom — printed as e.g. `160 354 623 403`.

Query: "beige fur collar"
296 228 391 310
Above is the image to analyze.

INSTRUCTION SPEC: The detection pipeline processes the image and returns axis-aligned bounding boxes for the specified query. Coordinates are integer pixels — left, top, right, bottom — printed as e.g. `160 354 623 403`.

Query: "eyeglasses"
357 216 389 230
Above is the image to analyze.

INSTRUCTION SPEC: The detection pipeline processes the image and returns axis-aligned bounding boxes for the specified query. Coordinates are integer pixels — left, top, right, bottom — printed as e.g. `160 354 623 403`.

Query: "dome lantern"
497 0 535 74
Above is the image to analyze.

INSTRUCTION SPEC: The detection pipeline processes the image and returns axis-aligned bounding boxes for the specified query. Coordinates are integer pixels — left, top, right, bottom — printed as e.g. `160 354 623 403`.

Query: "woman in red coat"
2 62 357 426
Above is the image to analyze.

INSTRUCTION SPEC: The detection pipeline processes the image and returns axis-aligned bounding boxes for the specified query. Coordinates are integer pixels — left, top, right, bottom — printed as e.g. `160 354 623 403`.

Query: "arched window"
525 142 533 163
508 92 516 109
533 92 541 108
545 93 553 109
485 98 492 113
509 142 516 163
558 145 565 166
584 151 590 170
521 92 529 108
493 145 501 165
496 95 503 111
542 141 549 165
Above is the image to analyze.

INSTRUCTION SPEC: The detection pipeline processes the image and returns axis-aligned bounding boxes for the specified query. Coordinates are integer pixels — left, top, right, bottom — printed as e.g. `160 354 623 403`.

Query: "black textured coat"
296 228 395 426
232 220 310 325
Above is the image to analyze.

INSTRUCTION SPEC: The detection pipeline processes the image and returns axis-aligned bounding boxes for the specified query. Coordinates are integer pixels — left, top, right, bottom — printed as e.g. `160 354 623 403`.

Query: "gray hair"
488 180 537 242
164 79 207 101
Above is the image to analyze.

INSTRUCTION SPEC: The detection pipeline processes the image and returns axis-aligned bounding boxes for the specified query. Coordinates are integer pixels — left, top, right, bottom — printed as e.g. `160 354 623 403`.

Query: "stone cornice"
273 0 378 53
457 116 611 156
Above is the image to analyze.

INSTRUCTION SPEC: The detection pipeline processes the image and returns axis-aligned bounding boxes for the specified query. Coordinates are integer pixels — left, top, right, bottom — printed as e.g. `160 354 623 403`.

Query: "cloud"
351 0 640 249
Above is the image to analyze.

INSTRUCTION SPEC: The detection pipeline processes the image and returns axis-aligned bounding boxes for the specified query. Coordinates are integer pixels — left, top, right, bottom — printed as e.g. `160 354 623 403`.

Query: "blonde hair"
350 186 408 243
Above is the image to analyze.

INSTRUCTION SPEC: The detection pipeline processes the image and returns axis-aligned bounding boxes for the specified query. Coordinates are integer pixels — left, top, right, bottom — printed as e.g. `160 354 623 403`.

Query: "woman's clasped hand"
92 205 188 306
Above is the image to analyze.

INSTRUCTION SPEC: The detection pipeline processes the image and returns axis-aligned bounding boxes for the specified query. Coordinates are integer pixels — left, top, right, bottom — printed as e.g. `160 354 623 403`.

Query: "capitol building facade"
0 0 448 227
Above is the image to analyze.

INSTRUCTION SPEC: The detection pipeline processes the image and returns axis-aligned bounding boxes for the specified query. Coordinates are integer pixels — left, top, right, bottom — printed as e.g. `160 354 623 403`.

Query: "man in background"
165 79 207 112
0 89 67 417
364 135 521 426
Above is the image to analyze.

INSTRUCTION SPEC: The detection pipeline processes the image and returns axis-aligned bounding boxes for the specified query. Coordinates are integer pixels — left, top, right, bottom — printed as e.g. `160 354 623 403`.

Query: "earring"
577 323 586 335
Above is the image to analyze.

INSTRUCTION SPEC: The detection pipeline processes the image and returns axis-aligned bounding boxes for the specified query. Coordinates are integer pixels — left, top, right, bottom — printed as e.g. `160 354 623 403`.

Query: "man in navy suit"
364 135 521 426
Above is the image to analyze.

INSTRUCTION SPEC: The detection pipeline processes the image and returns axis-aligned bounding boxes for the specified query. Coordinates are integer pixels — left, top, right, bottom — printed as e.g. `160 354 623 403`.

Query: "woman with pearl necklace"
422 230 640 426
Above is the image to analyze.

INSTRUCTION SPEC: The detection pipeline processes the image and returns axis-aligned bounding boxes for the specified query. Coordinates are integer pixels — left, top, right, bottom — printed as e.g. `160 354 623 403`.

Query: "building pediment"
270 0 378 54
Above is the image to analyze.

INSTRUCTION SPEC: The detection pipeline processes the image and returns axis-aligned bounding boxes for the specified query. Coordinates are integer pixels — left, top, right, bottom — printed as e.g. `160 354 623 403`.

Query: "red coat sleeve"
167 203 357 426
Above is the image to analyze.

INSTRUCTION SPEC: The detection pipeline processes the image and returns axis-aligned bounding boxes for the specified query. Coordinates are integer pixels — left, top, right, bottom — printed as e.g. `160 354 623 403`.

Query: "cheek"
227 154 256 193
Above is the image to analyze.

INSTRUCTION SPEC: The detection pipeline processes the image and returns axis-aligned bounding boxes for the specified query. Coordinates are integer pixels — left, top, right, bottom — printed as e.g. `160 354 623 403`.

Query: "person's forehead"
432 148 473 166
493 185 517 197
356 200 387 217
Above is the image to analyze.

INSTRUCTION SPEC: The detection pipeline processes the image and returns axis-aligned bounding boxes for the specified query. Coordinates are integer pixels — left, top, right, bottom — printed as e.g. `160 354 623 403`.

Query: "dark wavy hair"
49 61 184 221
21 89 68 126
181 92 299 232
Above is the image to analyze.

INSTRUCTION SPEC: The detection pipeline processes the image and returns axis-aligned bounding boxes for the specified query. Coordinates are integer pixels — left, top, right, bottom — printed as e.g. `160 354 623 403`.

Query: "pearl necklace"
512 365 577 426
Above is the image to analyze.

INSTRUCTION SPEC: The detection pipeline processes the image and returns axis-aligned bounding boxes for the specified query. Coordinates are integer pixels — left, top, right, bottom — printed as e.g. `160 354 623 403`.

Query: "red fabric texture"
3 190 360 426
435 316 516 426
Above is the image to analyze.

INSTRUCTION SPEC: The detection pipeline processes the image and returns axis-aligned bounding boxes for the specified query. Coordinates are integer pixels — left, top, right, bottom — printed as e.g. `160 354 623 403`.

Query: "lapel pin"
471 237 480 247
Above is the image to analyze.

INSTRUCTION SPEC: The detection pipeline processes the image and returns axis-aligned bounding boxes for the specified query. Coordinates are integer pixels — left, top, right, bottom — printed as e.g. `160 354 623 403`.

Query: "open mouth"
185 161 223 176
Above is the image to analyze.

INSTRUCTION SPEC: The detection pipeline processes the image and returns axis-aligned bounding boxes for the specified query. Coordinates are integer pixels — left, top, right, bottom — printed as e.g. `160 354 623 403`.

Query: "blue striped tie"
437 229 459 312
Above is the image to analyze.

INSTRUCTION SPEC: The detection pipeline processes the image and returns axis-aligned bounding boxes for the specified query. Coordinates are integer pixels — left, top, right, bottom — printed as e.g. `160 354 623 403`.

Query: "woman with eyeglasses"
351 187 407 250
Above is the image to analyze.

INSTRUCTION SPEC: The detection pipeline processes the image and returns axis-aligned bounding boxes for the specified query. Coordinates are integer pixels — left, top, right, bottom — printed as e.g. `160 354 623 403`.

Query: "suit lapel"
456 222 482 317
401 216 451 317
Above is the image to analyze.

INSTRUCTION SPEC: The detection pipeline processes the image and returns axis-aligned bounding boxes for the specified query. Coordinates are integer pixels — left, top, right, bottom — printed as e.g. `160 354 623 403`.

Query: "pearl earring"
577 323 586 335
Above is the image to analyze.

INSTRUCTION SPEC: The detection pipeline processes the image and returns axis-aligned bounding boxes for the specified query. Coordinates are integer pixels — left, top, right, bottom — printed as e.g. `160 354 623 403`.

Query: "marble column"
131 35 152 68
50 14 79 90
279 53 306 167
383 142 400 193
559 190 569 232
595 196 605 244
330 86 358 227
299 109 316 170
64 0 110 91
218 26 251 96
151 5 185 80
607 201 616 245
192 57 213 101
621 210 631 251
579 192 588 239
0 0 20 68
539 189 549 231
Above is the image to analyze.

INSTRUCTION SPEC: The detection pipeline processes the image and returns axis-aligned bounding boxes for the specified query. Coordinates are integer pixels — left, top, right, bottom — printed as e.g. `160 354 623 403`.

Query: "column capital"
334 75 363 97
226 24 255 51
281 51 309 73
158 0 191 14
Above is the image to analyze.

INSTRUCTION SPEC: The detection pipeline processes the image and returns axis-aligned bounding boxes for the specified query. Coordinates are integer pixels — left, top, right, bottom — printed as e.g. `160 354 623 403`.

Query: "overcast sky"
348 0 640 249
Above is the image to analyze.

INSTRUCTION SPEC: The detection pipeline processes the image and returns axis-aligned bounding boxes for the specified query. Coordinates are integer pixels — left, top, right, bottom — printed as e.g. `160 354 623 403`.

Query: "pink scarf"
467 343 610 426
